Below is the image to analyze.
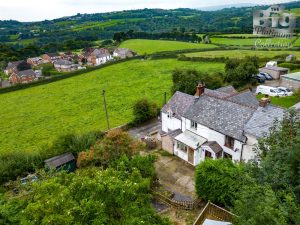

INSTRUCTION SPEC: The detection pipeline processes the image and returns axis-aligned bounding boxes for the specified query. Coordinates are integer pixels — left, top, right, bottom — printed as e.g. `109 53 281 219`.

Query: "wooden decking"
193 201 235 225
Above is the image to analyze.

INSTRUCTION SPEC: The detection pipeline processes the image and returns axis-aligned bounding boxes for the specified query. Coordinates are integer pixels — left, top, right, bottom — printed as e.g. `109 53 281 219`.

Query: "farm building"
281 72 300 90
259 66 289 79
44 152 76 172
113 48 135 59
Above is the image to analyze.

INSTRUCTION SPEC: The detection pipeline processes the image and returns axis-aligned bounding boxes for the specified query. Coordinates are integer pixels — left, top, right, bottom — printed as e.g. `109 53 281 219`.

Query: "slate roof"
203 141 223 153
17 69 36 77
244 104 285 138
215 86 237 94
161 91 195 120
54 59 72 66
184 94 256 141
46 53 60 57
168 129 182 138
227 90 259 108
6 60 24 70
44 152 75 169
204 89 231 99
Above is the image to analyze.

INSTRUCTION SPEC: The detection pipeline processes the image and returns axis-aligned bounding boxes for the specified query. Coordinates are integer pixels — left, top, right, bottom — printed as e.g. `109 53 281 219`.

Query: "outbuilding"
44 152 76 172
259 66 289 79
281 72 300 90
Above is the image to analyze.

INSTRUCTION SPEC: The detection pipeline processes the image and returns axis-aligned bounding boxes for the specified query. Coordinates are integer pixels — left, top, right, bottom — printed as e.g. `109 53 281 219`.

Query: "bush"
195 159 250 207
133 98 158 125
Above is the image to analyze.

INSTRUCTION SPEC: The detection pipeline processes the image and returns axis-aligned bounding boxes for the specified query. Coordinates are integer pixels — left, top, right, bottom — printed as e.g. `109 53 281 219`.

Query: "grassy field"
0 59 224 154
185 50 300 59
119 39 217 54
256 94 299 108
211 37 295 46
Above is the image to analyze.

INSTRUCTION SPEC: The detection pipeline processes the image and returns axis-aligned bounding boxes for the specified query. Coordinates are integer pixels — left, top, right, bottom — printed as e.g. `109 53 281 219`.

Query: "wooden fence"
152 190 203 210
193 201 235 225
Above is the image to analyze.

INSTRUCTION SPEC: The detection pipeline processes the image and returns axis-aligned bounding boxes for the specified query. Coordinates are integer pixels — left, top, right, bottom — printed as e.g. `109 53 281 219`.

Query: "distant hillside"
0 1 299 51
198 3 255 11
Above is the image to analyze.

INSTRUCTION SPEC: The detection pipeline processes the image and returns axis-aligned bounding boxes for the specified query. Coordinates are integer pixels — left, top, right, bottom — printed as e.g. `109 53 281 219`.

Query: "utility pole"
164 92 167 105
102 89 110 130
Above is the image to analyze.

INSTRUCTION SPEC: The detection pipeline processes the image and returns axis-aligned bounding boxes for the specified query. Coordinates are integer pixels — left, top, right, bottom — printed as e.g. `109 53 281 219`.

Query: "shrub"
195 159 250 207
133 98 158 125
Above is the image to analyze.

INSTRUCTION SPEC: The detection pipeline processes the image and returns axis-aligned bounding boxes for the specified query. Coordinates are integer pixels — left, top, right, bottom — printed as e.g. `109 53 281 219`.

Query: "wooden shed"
44 152 76 172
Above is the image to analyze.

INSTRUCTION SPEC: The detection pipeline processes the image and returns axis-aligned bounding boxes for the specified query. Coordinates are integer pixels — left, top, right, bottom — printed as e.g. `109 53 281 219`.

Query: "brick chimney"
259 95 271 107
195 82 205 98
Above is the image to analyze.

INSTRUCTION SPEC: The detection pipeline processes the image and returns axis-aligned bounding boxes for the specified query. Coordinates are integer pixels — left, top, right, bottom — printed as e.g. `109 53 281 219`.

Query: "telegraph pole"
102 89 110 130
164 92 167 105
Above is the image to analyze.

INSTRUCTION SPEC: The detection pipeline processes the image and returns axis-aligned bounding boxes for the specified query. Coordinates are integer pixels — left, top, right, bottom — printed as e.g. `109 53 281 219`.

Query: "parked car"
253 74 266 83
256 85 286 97
259 72 273 80
277 87 293 96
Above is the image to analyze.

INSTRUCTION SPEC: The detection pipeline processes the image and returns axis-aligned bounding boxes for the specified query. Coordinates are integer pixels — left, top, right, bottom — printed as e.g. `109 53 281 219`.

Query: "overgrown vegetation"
133 98 158 125
0 130 169 225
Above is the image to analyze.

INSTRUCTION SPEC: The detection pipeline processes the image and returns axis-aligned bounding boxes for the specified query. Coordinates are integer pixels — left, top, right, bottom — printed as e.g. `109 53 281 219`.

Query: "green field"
185 50 300 59
120 39 217 54
0 59 224 154
211 37 295 46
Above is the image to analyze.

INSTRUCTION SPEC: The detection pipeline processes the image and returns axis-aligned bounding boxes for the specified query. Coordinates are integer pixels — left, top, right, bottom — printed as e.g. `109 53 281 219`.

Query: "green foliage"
171 69 223 95
195 159 250 207
234 184 300 225
77 129 143 168
0 167 170 225
133 98 158 125
41 63 55 76
278 62 300 71
256 94 300 108
224 56 258 87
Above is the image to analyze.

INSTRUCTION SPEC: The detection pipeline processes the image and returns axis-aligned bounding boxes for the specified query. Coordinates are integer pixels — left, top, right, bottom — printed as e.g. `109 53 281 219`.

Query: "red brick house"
41 53 61 63
9 69 37 85
4 60 25 75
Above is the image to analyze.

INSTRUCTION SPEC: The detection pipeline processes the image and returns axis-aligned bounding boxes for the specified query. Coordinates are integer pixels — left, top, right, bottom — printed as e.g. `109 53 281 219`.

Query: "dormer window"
191 121 197 130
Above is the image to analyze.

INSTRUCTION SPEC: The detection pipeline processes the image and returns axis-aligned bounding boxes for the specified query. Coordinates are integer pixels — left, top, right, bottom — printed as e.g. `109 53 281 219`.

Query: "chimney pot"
195 82 205 97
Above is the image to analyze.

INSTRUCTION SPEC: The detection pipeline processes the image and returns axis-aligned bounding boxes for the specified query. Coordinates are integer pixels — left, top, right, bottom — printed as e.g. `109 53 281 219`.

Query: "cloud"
0 0 294 22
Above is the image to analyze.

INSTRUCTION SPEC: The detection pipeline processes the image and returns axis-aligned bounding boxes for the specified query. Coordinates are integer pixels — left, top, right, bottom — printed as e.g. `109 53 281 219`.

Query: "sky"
0 0 293 22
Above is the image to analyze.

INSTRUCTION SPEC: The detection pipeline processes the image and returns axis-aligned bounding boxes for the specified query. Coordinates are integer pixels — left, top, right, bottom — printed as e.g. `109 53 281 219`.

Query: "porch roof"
175 130 207 149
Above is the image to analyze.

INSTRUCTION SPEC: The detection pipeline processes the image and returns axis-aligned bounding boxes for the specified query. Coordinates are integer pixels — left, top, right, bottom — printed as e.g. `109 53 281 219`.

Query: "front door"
188 147 194 164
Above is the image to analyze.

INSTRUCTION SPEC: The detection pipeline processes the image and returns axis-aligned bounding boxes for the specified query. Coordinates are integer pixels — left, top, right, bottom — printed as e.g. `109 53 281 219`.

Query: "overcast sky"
0 0 293 22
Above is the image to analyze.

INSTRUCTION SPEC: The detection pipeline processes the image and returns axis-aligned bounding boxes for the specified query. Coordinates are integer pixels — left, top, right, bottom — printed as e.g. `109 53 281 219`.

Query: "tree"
0 167 170 225
133 98 158 125
195 159 250 207
233 184 300 225
16 61 31 71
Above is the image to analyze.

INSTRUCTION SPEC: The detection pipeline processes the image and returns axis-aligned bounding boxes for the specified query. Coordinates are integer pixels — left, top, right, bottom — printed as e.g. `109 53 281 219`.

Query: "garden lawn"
119 39 217 54
185 50 300 59
256 94 300 108
0 59 224 154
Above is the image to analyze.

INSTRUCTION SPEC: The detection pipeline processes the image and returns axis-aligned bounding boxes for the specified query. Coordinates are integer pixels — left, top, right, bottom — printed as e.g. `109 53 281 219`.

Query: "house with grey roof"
54 59 76 72
160 83 285 165
113 48 135 59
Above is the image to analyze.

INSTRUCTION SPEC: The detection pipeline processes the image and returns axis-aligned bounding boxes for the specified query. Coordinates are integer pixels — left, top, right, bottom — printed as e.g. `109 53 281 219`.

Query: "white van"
256 85 286 97
266 61 277 67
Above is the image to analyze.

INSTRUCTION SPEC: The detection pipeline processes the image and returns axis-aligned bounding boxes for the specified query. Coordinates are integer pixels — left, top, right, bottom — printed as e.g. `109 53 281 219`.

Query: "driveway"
128 119 161 139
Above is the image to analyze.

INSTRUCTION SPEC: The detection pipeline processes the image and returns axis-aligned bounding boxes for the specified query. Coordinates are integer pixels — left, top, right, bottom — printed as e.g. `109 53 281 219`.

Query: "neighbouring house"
54 59 76 72
286 54 296 62
0 78 11 88
27 57 44 66
62 51 80 62
4 60 25 75
160 84 284 166
41 53 61 63
281 72 300 90
9 69 37 84
83 48 113 66
259 66 289 79
44 152 76 172
113 48 135 59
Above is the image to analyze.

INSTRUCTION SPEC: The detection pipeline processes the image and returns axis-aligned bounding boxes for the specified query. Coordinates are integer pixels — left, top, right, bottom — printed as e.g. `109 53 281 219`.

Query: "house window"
224 152 232 160
167 111 172 118
177 142 187 152
191 121 197 130
225 135 235 149
205 151 212 159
